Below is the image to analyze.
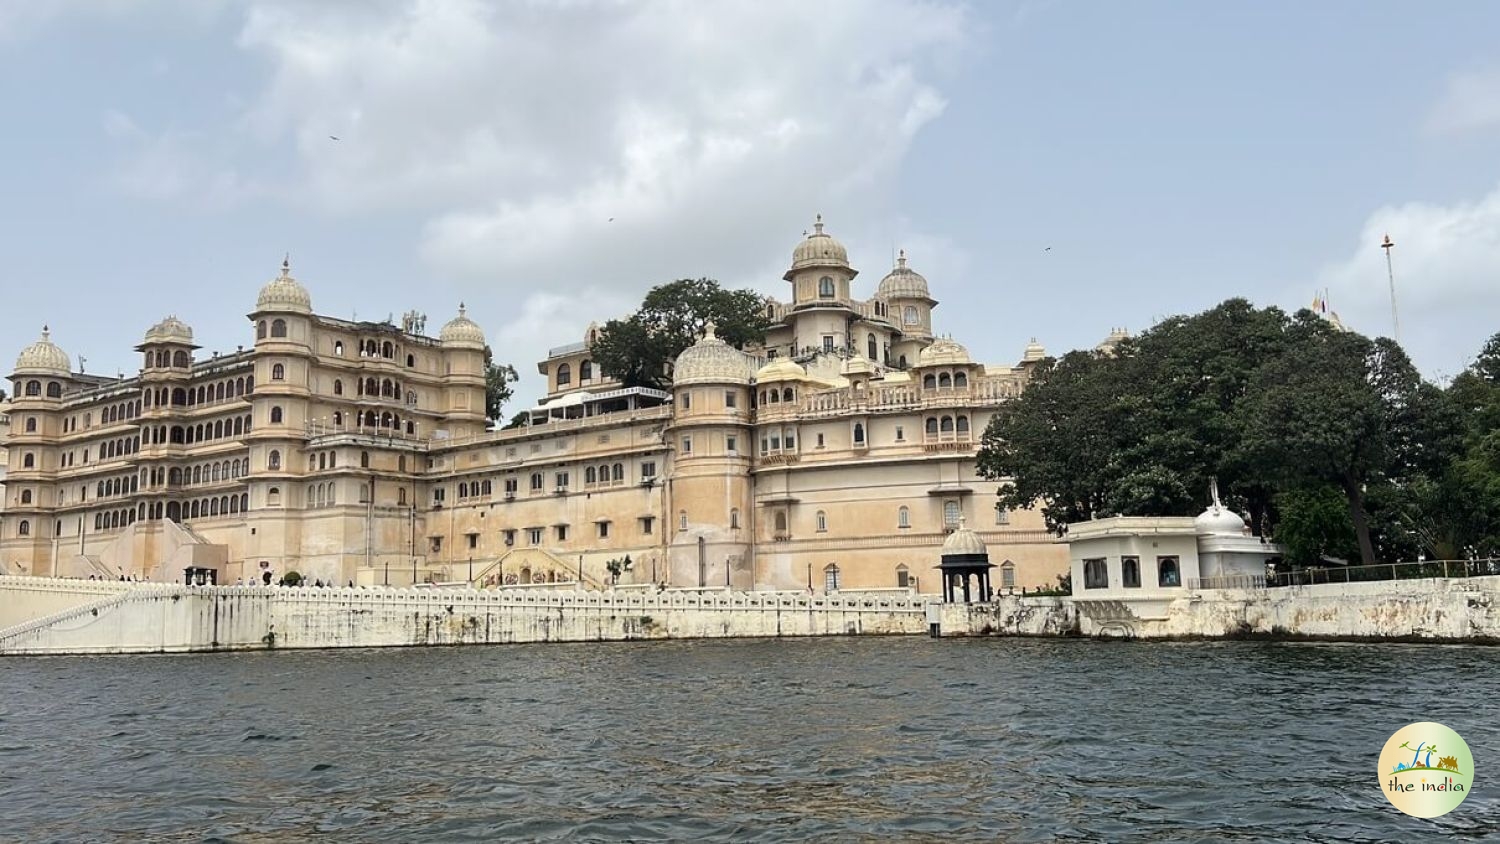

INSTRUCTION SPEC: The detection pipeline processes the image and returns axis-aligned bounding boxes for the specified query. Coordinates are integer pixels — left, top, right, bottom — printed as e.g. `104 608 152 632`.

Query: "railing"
1264 559 1500 588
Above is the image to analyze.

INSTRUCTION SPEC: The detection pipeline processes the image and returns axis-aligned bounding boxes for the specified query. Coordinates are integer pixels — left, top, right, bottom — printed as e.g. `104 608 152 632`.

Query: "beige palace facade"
2 220 1071 594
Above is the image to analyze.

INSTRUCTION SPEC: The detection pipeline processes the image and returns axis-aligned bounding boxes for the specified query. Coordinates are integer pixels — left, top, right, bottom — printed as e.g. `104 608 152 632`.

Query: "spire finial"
814 213 824 235
897 248 907 269
958 515 967 529
1210 477 1222 511
703 320 717 340
459 301 467 317
281 254 291 276
42 324 50 339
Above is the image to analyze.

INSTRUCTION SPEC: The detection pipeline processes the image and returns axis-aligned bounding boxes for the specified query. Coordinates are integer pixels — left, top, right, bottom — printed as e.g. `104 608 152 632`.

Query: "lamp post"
468 555 473 584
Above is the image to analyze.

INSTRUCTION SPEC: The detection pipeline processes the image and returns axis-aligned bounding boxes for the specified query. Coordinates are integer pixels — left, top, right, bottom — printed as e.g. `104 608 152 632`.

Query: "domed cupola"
783 214 854 280
916 336 972 368
13 326 71 376
1194 480 1249 536
673 322 753 386
755 357 807 383
255 257 313 315
1021 338 1046 364
942 523 988 557
439 303 487 349
876 250 934 302
143 315 195 346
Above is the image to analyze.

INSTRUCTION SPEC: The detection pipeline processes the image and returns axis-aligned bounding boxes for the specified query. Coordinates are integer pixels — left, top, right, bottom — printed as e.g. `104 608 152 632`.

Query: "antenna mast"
1381 233 1400 343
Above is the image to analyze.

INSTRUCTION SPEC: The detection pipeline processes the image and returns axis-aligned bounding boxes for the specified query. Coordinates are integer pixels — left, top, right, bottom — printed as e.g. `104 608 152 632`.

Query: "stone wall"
0 577 930 655
937 597 1078 637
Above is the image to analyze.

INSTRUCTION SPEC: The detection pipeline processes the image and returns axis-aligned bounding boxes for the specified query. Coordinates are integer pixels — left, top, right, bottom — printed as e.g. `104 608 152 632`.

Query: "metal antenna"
1381 233 1400 343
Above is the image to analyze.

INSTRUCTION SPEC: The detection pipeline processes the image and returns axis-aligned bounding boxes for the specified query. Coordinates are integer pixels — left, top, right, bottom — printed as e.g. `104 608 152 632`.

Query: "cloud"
1426 67 1500 136
105 0 972 402
1316 183 1500 379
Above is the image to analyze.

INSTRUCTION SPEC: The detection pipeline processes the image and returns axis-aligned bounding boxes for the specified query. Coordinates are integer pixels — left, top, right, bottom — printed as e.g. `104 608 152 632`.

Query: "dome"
1021 338 1046 363
784 214 852 280
438 303 487 348
941 525 988 557
841 354 875 377
1195 481 1248 536
917 337 972 367
755 357 806 383
13 326 71 376
876 250 932 301
143 315 194 345
673 322 753 386
255 257 313 315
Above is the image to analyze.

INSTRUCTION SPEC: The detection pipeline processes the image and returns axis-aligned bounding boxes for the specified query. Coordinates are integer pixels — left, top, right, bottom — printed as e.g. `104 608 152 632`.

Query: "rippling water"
1 638 1497 842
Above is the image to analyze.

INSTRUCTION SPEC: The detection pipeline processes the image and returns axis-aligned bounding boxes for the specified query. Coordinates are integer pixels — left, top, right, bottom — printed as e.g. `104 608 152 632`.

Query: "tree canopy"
590 278 772 389
482 346 519 426
977 299 1487 566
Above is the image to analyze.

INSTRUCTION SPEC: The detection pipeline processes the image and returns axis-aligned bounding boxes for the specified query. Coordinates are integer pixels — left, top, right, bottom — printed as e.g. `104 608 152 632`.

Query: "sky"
2 0 1499 410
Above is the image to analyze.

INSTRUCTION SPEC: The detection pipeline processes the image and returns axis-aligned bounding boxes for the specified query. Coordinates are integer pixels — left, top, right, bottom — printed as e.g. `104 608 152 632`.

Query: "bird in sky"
608 217 614 222
329 135 341 141
1044 247 1052 252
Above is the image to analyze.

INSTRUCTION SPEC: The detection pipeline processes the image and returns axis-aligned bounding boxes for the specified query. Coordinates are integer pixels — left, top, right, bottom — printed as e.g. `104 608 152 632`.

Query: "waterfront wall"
938 597 1078 637
0 577 931 655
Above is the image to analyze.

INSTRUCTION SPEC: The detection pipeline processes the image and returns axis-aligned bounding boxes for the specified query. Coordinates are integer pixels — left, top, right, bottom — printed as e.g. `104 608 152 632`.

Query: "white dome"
1022 337 1046 363
438 304 486 348
784 214 852 280
941 525 988 556
755 357 806 383
876 250 932 301
1195 503 1249 536
13 326 70 376
673 322 754 386
917 337 972 367
256 257 313 315
144 315 194 345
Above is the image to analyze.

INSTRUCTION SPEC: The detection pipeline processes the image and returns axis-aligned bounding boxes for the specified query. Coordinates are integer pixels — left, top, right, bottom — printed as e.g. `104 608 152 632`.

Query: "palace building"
2 219 1071 593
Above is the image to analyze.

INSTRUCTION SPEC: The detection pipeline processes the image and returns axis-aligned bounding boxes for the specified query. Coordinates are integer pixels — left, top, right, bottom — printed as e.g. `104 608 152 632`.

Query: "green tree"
482 346 519 425
1425 333 1500 558
591 278 772 389
1272 484 1358 565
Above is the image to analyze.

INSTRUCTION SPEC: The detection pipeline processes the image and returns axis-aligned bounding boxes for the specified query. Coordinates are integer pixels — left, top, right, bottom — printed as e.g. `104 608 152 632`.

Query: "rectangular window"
503 529 516 546
1158 555 1181 588
528 527 542 545
681 436 692 454
725 391 737 409
816 433 825 448
726 435 737 454
784 433 795 450
597 521 610 539
640 516 654 535
822 335 835 352
1122 556 1141 588
430 537 443 553
505 478 518 493
467 534 478 549
896 567 910 588
995 506 1011 525
824 565 840 591
555 472 569 489
1001 564 1016 589
555 525 569 541
895 425 905 442
681 393 691 410
641 461 657 479
1083 558 1108 589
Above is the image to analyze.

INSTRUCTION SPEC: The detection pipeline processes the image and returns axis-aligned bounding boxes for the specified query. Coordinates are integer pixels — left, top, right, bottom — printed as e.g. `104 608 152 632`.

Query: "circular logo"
1379 722 1474 818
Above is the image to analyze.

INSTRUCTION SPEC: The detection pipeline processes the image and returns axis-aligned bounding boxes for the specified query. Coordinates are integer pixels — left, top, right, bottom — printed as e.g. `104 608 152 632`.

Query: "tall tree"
591 278 772 389
482 346 519 426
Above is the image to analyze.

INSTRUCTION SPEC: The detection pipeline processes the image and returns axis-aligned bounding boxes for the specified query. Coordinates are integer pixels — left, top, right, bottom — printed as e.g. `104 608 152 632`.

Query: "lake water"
1 637 1496 842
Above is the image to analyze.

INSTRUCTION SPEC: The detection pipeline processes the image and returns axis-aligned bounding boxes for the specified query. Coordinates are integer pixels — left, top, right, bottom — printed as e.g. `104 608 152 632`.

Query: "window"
815 510 827 532
774 511 787 533
640 516 654 535
994 505 1010 525
433 487 446 505
730 509 740 529
556 363 571 386
430 537 443 553
530 472 543 491
897 506 910 529
333 379 343 396
22 453 34 468
20 490 32 504
24 417 36 433
267 450 281 470
726 435 738 454
903 306 918 325
822 335 835 352
1083 558 1109 589
554 525 569 541
271 363 285 381
270 406 283 424
597 521 610 539
867 333 877 360
271 319 287 338
852 423 865 445
18 520 30 536
1122 556 1141 588
554 472 569 490
1001 561 1016 589
816 433 825 448
725 391 737 409
823 564 840 592
468 534 478 550
943 500 960 529
257 321 268 340
528 527 543 545
895 425 904 442
1158 556 1181 588
896 564 911 588
503 529 516 546
681 436 692 454
267 487 281 507
679 510 688 531
334 340 344 356
641 461 657 480
818 276 835 298
926 417 938 436
581 360 593 380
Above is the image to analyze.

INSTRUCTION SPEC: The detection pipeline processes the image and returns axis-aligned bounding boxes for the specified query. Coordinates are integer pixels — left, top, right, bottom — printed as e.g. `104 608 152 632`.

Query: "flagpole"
1381 234 1400 343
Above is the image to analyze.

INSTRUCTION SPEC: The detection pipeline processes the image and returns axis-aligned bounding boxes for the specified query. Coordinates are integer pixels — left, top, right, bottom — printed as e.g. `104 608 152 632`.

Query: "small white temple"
1065 481 1283 636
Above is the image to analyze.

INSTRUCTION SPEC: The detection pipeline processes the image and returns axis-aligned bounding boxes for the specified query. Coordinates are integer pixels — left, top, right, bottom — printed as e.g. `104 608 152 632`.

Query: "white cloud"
1316 184 1500 379
106 0 973 402
1426 67 1500 136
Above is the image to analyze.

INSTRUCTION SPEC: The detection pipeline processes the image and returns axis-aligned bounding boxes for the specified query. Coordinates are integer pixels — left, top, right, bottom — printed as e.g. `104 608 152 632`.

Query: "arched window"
782 387 793 403
271 363 285 381
18 520 30 536
257 320 268 339
586 467 597 484
903 306 919 325
406 353 415 367
398 488 407 505
24 380 40 396
267 487 281 507
853 423 865 444
581 360 593 380
267 450 281 471
938 372 951 388
730 508 740 529
818 276 835 298
46 382 61 398
382 341 393 359
943 500 960 529
22 453 34 468
679 510 688 531
867 334 877 360
333 379 343 396
360 451 370 469
897 506 910 528
815 510 828 532
1158 556 1181 588
239 493 248 512
333 411 343 427
270 406 283 424
923 374 936 390
334 340 344 356
940 416 954 433
270 319 287 338
1001 560 1016 589
956 415 970 434
823 564 840 592
925 417 938 436
20 490 32 504
954 371 968 388
173 351 190 368
556 363 571 386
896 564 911 588
612 463 624 482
